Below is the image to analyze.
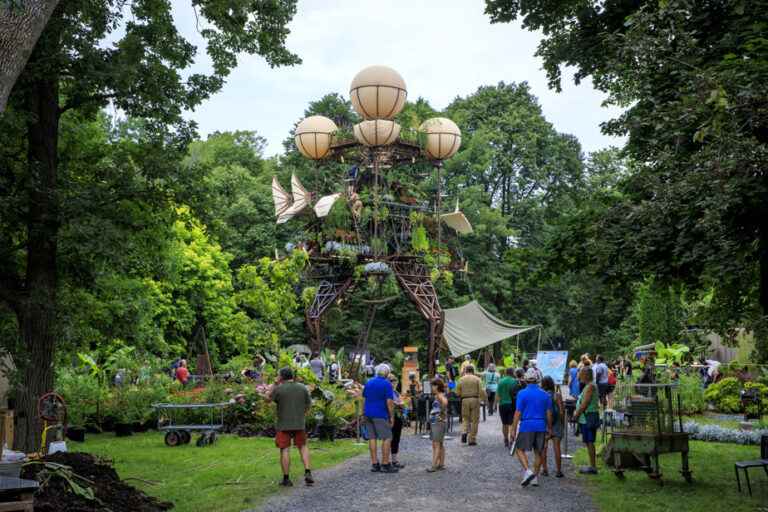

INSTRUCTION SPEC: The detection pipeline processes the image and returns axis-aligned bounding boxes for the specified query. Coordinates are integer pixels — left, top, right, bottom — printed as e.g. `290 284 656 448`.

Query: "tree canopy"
486 0 768 360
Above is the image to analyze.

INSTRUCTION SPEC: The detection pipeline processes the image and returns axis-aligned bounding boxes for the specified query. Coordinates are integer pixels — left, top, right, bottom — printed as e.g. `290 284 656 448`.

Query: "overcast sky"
170 0 623 157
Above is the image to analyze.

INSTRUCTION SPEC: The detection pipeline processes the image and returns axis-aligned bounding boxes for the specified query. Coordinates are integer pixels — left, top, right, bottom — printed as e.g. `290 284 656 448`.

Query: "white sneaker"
531 475 539 487
521 469 535 487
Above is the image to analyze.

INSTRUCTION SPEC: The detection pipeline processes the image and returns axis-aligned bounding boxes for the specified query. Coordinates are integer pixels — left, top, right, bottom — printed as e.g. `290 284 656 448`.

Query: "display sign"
535 351 569 385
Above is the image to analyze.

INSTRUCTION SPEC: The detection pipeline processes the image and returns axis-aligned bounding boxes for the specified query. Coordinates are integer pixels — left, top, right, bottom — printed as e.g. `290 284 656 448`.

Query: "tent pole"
537 326 542 354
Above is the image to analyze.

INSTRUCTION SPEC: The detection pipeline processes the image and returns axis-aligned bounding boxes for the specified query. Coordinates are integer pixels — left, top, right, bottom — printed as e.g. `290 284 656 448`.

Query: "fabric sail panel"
442 300 538 357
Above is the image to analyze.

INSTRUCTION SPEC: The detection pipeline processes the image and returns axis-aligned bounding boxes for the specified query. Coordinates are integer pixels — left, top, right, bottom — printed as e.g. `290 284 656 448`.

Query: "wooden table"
0 476 38 512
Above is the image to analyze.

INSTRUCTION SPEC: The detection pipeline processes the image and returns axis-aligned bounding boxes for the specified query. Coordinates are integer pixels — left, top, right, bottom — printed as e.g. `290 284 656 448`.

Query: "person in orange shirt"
175 359 190 386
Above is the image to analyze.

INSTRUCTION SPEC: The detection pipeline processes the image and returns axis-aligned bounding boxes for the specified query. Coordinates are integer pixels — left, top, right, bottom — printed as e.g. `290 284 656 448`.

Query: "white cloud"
171 0 624 156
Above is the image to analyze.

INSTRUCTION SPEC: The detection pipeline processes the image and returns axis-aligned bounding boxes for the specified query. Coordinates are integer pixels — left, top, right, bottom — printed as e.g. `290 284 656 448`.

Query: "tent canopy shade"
442 300 540 357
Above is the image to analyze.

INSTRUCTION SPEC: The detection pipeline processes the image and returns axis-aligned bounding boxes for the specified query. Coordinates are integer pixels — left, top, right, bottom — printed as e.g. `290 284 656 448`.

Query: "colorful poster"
535 351 569 385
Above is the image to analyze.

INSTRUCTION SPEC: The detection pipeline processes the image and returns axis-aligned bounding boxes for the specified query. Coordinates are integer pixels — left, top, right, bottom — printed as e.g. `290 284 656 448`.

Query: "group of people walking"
266 354 605 489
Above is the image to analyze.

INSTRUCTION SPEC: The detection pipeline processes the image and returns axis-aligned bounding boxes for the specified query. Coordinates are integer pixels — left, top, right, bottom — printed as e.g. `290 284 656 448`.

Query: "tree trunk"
0 0 59 112
14 72 59 453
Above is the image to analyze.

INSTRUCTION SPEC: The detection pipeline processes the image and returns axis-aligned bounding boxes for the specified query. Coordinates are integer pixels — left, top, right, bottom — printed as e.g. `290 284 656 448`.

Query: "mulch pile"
20 452 173 512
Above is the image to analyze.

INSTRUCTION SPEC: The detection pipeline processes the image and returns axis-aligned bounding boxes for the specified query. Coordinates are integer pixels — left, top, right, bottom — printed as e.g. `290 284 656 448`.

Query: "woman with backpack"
483 363 500 415
540 376 565 477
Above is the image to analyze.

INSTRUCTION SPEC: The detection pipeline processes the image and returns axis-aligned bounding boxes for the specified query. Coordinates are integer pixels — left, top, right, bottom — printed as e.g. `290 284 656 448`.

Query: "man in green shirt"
269 367 313 487
497 367 519 448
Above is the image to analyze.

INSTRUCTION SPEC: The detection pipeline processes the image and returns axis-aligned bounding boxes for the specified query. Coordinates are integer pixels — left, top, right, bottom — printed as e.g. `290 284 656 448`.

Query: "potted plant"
314 396 343 441
57 368 105 441
111 388 135 437
65 405 87 443
114 411 134 436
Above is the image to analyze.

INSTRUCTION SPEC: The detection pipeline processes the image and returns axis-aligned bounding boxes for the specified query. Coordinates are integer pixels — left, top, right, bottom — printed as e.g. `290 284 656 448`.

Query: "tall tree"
0 0 300 451
185 131 277 267
0 0 59 111
445 82 583 316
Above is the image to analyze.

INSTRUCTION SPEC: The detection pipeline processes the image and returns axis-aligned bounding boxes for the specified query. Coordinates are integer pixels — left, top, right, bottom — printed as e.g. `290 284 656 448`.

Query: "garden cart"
604 382 692 485
152 402 229 447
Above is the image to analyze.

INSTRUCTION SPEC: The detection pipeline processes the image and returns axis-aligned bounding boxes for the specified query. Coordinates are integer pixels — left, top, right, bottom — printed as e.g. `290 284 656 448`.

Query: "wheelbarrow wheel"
180 430 191 444
164 431 181 447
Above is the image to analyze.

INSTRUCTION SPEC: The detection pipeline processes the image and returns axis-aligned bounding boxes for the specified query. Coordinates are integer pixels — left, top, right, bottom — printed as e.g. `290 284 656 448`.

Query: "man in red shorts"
269 367 313 487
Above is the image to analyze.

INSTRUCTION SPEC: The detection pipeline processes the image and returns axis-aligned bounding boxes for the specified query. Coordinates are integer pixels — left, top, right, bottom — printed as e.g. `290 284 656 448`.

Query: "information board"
535 351 569 385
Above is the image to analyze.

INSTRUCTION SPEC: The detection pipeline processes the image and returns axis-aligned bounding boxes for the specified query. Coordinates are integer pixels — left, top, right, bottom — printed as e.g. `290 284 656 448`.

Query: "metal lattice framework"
287 66 465 377
301 138 459 376
305 276 354 344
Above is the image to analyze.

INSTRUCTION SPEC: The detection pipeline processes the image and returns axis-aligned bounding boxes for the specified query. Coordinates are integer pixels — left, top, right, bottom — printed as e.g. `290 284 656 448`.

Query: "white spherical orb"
294 115 338 159
353 120 401 147
349 65 407 120
419 117 462 160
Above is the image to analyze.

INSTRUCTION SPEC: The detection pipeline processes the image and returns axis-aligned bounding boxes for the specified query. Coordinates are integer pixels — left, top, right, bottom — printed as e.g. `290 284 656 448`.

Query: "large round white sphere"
294 115 338 159
353 120 401 147
419 117 461 160
349 65 407 120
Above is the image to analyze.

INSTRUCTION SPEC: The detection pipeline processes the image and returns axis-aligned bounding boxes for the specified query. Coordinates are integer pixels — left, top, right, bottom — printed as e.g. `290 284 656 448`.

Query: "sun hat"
524 368 539 382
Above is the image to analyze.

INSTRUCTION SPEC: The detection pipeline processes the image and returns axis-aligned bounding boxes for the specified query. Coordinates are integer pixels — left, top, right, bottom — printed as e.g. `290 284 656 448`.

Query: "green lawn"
575 441 767 512
72 432 366 512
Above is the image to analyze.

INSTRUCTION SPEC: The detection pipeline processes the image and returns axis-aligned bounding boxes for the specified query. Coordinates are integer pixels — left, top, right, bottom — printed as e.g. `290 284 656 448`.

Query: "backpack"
509 383 522 410
549 391 560 418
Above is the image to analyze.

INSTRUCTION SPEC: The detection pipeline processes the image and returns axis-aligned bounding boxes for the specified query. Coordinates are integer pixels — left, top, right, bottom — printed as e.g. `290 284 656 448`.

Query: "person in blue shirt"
362 364 398 473
511 368 553 488
568 360 581 398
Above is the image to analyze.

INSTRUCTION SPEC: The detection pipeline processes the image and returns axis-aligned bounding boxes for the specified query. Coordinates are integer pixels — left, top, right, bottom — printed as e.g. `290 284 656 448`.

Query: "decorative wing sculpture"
440 199 473 234
272 174 342 223
272 176 293 224
314 193 341 218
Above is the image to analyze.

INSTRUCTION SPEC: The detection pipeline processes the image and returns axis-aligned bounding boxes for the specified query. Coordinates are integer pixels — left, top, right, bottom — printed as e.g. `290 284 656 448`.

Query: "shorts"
515 431 546 452
598 383 611 399
550 421 563 439
275 430 307 449
581 424 598 444
430 421 446 442
364 417 392 440
499 403 515 425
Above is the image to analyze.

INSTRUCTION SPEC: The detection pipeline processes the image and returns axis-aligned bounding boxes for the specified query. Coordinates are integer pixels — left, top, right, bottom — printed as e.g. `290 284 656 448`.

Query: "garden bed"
21 452 173 512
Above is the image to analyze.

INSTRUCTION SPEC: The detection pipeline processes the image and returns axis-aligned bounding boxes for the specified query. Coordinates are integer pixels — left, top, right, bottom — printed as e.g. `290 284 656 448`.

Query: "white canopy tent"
442 300 540 357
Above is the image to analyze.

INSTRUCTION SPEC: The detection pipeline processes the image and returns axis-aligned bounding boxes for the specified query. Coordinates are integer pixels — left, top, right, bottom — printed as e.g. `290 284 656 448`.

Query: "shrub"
704 377 742 413
219 355 254 375
704 377 768 415
677 374 706 414
684 421 768 445
102 373 177 424
57 369 107 427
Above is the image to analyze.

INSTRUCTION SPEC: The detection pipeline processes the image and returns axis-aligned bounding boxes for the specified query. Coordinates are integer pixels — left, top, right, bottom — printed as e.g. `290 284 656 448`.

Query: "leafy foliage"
235 251 308 353
485 0 768 361
704 377 768 415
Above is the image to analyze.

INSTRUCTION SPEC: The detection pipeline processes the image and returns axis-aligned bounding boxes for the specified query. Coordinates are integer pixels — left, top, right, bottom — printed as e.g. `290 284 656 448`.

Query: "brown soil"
21 452 173 512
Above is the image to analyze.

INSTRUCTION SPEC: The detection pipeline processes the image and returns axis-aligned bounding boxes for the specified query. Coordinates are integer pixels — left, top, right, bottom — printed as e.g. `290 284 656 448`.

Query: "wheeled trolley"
152 402 229 447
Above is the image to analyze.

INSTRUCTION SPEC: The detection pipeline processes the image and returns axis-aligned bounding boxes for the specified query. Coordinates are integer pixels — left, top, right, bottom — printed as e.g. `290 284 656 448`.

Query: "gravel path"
254 412 596 512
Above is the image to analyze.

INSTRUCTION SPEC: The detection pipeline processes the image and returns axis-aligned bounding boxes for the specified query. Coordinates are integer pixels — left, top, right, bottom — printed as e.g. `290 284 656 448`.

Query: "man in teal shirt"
496 367 518 448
